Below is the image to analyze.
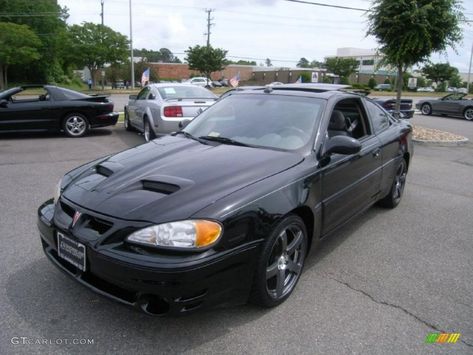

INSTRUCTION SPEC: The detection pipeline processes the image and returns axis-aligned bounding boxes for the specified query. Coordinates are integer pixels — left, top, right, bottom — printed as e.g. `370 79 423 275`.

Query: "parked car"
38 85 413 315
416 93 473 120
0 85 118 137
416 87 435 92
374 83 392 91
219 78 229 87
184 77 212 88
124 83 218 141
211 80 223 88
372 98 415 118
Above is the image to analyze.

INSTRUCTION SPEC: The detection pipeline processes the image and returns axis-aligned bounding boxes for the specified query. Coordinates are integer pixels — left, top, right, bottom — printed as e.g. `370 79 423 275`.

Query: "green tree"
297 57 310 68
66 22 129 86
367 0 463 116
0 22 41 89
422 62 458 85
265 58 273 67
310 60 325 68
324 57 359 82
0 0 69 83
185 45 227 80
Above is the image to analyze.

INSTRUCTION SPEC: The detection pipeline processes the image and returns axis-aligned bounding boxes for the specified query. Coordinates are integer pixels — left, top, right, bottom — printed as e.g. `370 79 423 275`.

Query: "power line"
284 0 368 12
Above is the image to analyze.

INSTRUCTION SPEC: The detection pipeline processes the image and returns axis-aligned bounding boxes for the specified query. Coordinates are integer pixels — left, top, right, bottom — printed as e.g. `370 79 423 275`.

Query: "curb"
413 138 469 146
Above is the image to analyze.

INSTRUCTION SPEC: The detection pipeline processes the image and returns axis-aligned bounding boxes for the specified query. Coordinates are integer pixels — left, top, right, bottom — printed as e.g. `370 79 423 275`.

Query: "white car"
417 87 435 92
184 77 213 88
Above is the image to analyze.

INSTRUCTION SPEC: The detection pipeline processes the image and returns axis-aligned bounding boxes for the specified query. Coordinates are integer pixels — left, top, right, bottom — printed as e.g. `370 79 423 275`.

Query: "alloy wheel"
266 224 306 299
464 108 473 121
392 160 407 203
65 115 87 137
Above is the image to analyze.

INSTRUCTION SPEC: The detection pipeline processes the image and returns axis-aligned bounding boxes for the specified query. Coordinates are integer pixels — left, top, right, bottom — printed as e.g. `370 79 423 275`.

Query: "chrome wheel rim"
266 225 305 300
465 108 473 121
393 161 407 202
65 115 87 136
421 104 430 115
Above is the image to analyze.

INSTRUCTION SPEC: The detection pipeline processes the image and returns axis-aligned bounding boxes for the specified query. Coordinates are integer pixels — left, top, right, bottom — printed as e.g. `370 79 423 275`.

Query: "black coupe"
0 85 119 137
37 86 413 315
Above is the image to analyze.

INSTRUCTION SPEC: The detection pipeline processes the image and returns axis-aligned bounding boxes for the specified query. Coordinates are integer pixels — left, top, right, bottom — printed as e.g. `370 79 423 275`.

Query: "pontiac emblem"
72 211 82 227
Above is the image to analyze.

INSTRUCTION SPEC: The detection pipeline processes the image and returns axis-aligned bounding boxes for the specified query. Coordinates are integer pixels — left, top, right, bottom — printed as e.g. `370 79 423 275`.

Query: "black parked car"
38 86 413 315
0 85 119 137
416 93 473 121
373 98 415 118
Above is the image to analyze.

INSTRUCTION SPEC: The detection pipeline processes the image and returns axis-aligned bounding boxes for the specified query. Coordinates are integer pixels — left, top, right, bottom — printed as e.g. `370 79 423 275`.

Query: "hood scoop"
96 165 114 177
142 180 180 195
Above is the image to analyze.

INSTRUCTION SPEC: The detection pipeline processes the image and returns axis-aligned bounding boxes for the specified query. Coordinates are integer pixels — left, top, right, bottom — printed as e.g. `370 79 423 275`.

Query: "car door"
0 92 52 131
364 100 400 191
132 87 151 130
320 98 383 235
434 94 460 114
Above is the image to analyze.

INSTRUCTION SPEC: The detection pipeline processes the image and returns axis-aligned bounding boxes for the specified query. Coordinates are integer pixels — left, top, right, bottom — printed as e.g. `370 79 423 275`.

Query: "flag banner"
229 72 240 87
141 68 150 87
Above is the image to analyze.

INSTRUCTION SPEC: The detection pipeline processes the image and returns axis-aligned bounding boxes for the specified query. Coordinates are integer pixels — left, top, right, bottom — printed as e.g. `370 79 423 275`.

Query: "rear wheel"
464 107 473 121
124 109 133 131
378 159 407 208
63 113 89 137
421 103 432 115
143 118 155 142
250 215 308 307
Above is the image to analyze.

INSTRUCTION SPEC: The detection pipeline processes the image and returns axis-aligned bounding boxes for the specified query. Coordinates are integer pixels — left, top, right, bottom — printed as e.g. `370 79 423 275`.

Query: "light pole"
467 41 473 93
129 0 135 89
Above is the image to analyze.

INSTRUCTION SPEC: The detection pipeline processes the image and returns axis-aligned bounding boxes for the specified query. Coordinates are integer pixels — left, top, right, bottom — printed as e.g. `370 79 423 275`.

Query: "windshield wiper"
198 135 251 147
173 131 207 144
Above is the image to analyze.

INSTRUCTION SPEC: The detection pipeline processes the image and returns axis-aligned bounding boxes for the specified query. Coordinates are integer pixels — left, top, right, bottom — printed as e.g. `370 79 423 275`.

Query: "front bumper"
91 112 119 128
37 199 259 315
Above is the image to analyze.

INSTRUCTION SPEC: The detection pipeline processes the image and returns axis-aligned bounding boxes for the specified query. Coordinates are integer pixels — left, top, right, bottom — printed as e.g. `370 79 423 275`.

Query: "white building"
329 47 396 76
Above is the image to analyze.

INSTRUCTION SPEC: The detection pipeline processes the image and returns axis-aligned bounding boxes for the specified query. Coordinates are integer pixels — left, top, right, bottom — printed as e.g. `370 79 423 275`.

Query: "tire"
420 103 432 115
143 118 156 142
124 109 133 131
62 113 89 137
249 215 308 307
378 159 408 209
463 107 473 121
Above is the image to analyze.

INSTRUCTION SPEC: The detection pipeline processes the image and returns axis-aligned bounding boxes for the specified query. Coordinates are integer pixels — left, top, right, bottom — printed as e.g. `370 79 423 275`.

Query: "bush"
339 76 350 85
368 77 377 89
299 72 311 83
322 75 332 83
384 78 391 85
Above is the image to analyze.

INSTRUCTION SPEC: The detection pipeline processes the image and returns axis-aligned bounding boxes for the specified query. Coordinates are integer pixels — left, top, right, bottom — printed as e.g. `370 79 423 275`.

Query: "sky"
58 0 473 72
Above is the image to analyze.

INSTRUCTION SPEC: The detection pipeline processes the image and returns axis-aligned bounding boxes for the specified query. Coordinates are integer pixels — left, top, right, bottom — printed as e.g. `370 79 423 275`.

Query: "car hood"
62 136 304 222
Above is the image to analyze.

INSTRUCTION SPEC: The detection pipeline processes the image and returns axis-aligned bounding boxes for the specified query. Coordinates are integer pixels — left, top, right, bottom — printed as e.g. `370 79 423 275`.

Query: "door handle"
372 148 381 158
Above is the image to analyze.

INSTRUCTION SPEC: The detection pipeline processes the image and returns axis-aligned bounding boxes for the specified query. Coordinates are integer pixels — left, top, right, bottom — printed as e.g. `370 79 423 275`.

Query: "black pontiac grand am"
37 85 413 315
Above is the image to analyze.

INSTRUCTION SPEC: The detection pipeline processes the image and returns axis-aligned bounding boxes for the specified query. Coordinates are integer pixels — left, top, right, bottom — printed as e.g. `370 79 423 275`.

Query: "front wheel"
378 159 407 208
464 107 473 121
250 215 308 307
63 113 89 137
421 103 432 115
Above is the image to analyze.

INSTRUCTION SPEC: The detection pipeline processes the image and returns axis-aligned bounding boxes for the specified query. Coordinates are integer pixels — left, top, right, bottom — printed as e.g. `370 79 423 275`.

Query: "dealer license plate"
57 232 86 271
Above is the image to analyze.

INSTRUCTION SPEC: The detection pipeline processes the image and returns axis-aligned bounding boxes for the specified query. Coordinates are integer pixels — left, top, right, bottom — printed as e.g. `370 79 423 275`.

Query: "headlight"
53 178 63 204
127 220 222 249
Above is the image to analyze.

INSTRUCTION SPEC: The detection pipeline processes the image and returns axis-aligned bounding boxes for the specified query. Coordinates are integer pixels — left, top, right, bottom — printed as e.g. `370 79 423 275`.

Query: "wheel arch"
289 206 315 252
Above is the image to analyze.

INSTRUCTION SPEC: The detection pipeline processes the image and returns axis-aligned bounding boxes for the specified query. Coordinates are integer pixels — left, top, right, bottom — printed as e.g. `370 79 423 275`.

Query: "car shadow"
0 129 113 140
5 258 271 353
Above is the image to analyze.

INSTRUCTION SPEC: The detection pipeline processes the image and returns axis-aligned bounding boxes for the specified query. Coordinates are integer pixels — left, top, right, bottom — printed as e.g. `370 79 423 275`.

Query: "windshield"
184 94 324 151
157 86 216 100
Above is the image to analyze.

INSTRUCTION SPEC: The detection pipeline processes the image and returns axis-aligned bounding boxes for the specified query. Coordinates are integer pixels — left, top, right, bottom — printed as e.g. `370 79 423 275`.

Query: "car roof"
148 83 207 88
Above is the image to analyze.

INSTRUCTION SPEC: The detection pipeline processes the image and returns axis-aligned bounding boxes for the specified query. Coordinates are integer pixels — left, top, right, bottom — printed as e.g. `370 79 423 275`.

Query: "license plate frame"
57 232 86 272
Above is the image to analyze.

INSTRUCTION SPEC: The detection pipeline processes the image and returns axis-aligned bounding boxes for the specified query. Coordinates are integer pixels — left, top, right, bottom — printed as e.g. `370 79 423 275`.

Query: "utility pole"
100 0 104 25
204 9 214 47
467 41 473 94
129 0 135 89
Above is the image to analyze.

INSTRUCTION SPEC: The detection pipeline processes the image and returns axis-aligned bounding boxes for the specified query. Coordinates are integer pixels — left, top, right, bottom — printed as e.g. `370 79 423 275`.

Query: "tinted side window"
366 101 389 134
137 87 150 100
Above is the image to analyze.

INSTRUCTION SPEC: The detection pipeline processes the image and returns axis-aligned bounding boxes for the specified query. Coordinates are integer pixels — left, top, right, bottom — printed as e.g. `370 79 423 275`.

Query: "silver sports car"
416 93 473 121
124 83 218 141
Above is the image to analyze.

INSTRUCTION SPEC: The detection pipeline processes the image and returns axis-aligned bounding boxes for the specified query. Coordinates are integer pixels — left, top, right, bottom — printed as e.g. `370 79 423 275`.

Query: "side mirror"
178 119 191 129
0 99 8 108
129 95 137 100
324 135 361 156
148 93 156 100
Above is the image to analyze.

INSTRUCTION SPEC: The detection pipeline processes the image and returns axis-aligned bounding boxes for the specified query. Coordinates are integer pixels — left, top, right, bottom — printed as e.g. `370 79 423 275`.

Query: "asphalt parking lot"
0 115 472 354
